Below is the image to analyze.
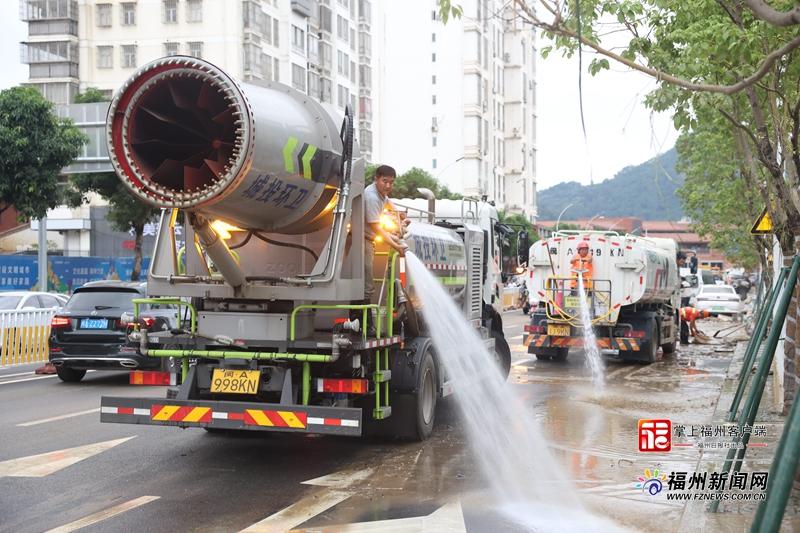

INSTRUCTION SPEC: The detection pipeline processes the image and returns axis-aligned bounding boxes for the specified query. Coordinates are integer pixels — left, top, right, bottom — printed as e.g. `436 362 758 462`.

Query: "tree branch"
745 0 800 27
517 0 800 95
718 108 760 147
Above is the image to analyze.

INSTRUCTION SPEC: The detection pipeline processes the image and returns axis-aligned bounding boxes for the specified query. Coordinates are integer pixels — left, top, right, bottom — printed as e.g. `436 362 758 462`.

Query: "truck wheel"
56 367 86 383
641 320 659 364
491 331 512 379
530 347 568 361
551 347 569 361
410 348 437 441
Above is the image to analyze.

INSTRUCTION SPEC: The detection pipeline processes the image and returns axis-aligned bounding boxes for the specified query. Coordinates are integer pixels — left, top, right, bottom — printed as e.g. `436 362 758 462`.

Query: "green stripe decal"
283 136 299 173
301 144 318 180
441 277 467 286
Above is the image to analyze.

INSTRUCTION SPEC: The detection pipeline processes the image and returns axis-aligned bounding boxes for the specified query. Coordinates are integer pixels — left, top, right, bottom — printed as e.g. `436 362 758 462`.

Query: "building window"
432 53 436 62
186 0 203 22
350 60 356 83
163 0 178 24
273 57 280 81
432 33 436 42
292 64 306 91
163 42 179 56
121 2 136 25
359 64 371 85
337 50 349 77
97 46 113 68
319 5 332 32
432 137 437 147
432 75 436 84
273 18 280 47
121 45 137 68
188 42 203 58
337 84 348 108
308 71 320 98
96 4 112 27
432 159 437 169
320 42 332 70
358 32 371 56
320 77 332 103
337 15 348 41
432 94 436 105
292 25 305 53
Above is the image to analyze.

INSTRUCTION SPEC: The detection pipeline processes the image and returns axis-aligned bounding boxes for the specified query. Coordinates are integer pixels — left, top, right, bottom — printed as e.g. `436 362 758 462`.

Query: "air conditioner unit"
503 53 510 62
512 127 519 136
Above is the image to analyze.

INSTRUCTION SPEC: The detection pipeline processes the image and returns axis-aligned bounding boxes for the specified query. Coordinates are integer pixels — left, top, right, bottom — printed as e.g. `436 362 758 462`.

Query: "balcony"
21 41 78 65
28 19 77 36
29 62 78 79
20 0 78 21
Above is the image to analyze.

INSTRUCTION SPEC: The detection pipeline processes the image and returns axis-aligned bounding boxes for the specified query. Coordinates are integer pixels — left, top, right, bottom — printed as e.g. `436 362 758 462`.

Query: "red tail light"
628 330 647 338
317 378 369 394
50 316 71 329
140 316 156 328
524 324 545 333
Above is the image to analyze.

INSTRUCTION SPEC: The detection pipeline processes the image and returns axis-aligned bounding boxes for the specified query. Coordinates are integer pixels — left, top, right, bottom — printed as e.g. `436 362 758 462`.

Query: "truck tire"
530 346 568 361
491 331 512 379
641 320 659 364
410 348 437 441
56 367 86 383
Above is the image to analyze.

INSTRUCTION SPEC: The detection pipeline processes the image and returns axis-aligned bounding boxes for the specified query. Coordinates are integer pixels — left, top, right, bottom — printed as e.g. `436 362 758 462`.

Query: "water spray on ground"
405 253 625 532
577 273 605 392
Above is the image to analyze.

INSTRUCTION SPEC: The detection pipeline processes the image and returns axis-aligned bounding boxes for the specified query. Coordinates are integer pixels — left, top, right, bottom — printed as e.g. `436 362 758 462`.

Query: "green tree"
0 87 85 220
71 173 159 281
73 88 109 103
498 210 538 272
365 165 462 200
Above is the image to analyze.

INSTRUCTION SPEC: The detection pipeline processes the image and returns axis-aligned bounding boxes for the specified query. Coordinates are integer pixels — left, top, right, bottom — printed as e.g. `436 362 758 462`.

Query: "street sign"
751 208 774 235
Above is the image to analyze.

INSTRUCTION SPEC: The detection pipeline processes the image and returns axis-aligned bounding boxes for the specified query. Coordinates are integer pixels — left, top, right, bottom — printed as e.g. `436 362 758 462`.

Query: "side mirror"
517 230 530 266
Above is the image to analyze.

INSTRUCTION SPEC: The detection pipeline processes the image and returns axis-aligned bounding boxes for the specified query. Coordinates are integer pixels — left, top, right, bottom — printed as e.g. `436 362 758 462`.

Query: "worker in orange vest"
680 307 718 338
570 241 593 291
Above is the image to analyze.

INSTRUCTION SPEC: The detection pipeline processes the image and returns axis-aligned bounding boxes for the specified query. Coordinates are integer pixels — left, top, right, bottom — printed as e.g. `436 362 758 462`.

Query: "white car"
0 291 68 311
690 285 745 316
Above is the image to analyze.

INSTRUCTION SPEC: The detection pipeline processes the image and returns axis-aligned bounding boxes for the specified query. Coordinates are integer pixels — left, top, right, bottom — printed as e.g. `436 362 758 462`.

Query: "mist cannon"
106 56 347 234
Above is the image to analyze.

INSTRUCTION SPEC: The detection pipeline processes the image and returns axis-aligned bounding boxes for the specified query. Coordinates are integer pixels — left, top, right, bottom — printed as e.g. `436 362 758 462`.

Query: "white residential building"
19 0 374 159
373 0 537 219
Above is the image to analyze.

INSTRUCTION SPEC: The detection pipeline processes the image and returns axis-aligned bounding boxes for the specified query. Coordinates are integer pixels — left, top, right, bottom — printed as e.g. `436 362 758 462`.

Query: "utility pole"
38 217 47 291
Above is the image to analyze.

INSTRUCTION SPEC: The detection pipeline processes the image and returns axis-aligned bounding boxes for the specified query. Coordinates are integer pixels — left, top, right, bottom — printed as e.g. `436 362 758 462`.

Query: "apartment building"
19 0 374 159
372 0 537 219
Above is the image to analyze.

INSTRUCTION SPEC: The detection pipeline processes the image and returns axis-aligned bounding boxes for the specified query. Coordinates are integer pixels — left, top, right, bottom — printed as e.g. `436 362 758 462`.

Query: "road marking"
0 375 57 385
605 366 632 380
0 436 135 477
43 495 160 533
240 489 353 533
302 467 374 487
294 501 467 532
17 408 101 427
0 371 40 379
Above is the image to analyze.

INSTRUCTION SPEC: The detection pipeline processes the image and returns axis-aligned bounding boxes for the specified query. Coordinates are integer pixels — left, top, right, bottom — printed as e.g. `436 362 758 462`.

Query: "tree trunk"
131 222 144 282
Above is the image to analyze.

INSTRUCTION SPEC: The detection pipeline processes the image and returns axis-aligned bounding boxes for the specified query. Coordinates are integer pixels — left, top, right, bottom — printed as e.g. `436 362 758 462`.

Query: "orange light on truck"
316 378 369 394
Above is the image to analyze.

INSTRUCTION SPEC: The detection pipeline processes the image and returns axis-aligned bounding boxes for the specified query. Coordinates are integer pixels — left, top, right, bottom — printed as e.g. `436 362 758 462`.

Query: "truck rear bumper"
524 334 640 351
100 396 362 436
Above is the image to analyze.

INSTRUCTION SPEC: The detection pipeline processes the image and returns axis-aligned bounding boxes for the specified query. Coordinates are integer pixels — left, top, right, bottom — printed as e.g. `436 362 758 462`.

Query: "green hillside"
537 148 684 220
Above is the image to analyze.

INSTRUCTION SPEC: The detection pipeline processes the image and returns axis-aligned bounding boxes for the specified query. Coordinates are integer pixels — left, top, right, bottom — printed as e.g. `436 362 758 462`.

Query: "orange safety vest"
680 307 709 322
570 254 593 289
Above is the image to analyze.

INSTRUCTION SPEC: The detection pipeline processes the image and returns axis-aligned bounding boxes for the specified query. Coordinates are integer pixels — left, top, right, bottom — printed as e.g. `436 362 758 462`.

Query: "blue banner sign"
0 256 151 293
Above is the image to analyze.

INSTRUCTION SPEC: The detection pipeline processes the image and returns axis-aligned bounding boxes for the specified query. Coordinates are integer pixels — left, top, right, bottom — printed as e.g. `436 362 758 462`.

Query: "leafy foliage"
73 88 109 103
498 210 538 268
71 172 159 281
537 148 683 220
365 165 462 200
0 87 86 220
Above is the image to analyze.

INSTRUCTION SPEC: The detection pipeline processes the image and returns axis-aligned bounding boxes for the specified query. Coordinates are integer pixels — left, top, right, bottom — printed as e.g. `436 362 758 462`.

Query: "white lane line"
17 408 101 427
0 436 135 477
0 375 57 385
43 495 160 533
0 371 40 379
240 489 353 533
302 467 374 488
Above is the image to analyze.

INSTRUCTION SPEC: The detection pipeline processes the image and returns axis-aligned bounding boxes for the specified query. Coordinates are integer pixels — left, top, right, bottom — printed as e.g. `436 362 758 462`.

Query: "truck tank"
528 232 679 325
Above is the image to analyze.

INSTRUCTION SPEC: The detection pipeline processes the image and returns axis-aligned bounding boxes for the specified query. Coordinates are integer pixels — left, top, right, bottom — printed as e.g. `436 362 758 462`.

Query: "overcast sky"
0 3 677 192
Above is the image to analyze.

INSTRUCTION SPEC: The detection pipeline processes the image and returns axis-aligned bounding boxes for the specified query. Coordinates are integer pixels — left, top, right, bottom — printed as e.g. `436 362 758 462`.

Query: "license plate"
547 324 571 337
712 307 725 312
210 369 260 394
81 318 108 329
564 296 581 309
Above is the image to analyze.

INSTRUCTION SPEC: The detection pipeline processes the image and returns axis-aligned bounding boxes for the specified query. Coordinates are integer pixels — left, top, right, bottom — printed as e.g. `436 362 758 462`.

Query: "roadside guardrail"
0 309 55 366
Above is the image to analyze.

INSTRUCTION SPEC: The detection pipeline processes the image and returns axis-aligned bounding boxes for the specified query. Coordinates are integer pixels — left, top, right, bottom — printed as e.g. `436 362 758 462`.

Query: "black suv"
49 281 176 382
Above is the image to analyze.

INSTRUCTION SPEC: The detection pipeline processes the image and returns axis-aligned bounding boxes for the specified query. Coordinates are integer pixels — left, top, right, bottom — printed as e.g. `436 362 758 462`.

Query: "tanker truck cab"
524 231 680 364
99 56 510 441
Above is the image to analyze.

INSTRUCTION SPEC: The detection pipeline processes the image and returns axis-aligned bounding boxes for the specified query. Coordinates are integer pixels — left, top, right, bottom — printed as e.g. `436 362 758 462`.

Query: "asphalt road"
0 311 757 532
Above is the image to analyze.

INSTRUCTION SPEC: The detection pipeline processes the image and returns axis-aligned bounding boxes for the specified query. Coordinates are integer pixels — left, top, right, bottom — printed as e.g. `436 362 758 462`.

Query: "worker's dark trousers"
680 297 690 344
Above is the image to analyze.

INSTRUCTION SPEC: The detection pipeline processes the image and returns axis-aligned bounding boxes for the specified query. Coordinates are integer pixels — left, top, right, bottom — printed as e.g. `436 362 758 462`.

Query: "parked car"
49 281 178 383
0 291 67 311
690 284 745 317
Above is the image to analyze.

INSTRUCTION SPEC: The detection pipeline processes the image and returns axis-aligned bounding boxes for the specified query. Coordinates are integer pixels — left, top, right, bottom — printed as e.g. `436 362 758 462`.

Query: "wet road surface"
0 312 796 531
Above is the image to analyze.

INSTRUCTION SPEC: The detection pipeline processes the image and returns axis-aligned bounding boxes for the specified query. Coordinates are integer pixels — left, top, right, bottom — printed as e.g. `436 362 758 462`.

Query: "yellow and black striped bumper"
524 334 640 351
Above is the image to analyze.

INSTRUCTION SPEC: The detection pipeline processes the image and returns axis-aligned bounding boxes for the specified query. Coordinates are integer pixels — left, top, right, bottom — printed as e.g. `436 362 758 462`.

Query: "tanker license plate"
210 369 260 394
547 324 570 337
